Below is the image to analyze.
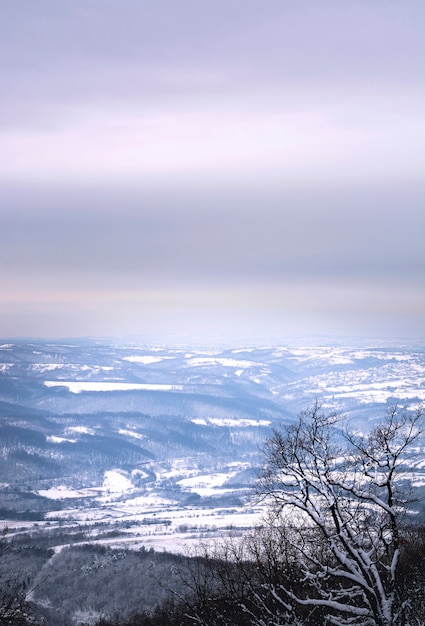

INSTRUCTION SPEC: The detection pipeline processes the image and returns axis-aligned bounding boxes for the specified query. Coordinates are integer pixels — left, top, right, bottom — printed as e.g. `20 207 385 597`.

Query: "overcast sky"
1 0 424 344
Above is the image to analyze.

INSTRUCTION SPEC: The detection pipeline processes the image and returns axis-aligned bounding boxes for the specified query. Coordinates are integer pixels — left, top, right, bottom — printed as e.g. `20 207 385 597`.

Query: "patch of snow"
178 471 235 496
231 347 256 353
411 478 425 487
118 429 144 440
44 381 183 393
66 426 95 435
287 347 354 365
123 355 175 364
186 357 257 368
103 470 133 494
37 486 100 499
46 435 76 444
114 493 175 508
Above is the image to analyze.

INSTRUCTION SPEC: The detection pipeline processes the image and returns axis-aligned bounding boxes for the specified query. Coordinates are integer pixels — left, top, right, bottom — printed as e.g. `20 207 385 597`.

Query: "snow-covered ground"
1 340 424 553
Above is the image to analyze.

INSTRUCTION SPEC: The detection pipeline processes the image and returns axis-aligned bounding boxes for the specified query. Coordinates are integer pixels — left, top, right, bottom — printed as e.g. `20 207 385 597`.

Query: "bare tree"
257 402 424 626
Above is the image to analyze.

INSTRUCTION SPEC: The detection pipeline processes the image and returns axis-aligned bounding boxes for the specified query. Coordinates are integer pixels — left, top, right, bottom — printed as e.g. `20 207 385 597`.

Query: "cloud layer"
1 0 424 342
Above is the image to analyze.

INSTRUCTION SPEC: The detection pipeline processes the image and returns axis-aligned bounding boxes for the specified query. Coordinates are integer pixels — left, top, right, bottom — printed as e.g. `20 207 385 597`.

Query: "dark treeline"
2 526 424 626
93 524 425 626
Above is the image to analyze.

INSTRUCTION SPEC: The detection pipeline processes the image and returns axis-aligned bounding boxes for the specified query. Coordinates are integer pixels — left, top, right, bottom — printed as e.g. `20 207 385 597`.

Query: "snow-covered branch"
257 403 424 626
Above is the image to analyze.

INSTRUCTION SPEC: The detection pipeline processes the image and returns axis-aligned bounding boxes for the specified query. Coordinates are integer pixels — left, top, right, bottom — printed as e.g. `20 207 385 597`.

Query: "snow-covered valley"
1 340 424 552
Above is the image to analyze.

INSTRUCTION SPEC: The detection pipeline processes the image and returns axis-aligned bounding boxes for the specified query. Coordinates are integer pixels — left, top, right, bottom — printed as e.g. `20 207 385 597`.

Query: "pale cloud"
0 0 424 342
0 277 422 342
1 91 424 189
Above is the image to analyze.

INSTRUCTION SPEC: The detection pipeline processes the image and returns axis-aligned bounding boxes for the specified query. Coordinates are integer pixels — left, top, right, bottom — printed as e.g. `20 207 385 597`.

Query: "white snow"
287 347 354 365
37 485 101 499
44 381 183 393
289 357 425 405
123 355 175 364
286 346 417 366
66 426 95 435
46 435 76 444
118 429 144 440
176 468 252 497
186 357 257 368
231 347 256 353
102 470 133 494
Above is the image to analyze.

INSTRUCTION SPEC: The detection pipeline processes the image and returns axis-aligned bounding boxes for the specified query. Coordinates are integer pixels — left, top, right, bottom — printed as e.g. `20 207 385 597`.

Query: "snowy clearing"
44 381 183 393
123 355 176 364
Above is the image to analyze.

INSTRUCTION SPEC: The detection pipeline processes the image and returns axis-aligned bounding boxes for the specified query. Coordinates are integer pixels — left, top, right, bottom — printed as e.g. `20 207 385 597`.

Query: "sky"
0 0 424 344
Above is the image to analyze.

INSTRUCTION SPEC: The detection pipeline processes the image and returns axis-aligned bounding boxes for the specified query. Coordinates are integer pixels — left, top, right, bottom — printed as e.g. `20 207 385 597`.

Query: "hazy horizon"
1 1 424 343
